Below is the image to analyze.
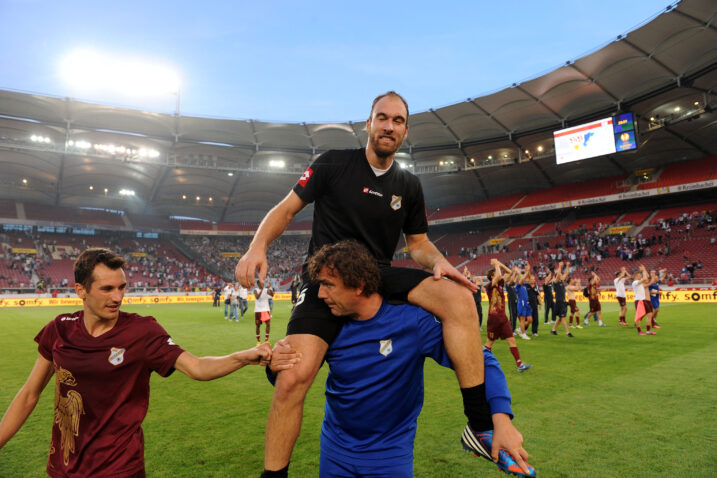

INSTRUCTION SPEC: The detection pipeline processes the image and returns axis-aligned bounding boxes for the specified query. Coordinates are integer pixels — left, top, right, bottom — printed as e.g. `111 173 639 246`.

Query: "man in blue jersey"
269 241 536 477
648 269 664 329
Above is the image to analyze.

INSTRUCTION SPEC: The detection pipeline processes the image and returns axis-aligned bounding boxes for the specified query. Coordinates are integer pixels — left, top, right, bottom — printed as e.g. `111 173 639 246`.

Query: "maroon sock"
636 326 642 333
510 346 522 366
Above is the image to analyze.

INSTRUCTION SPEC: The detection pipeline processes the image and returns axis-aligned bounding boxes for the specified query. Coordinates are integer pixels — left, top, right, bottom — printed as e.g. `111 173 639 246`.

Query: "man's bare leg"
264 334 327 472
408 277 483 387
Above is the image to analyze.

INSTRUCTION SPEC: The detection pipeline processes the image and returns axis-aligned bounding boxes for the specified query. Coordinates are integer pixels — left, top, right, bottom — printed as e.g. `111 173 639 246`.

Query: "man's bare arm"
235 191 307 288
0 355 54 449
405 233 476 291
174 344 273 381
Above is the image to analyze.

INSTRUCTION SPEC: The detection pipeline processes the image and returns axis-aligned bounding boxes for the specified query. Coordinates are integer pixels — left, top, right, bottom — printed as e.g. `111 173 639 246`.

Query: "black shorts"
555 301 567 317
286 267 432 344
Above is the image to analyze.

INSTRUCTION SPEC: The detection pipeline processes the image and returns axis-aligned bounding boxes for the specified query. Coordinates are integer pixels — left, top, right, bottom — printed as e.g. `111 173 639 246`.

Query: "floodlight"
60 48 180 97
119 189 135 196
269 160 285 168
22 178 28 184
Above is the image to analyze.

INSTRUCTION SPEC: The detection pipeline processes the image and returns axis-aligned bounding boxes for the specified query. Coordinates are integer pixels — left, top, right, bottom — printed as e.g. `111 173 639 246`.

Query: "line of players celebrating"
473 260 664 343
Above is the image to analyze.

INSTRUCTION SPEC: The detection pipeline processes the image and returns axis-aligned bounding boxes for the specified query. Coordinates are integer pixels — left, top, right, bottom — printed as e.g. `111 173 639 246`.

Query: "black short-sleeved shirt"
553 281 566 303
542 283 554 303
506 284 517 303
293 148 427 268
527 284 539 308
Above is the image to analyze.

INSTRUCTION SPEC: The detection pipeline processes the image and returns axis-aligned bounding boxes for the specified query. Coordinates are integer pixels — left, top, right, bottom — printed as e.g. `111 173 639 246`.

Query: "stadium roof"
0 0 716 223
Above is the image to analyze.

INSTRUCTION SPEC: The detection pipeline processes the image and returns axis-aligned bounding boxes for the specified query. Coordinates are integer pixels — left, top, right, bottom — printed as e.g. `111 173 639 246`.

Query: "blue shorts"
320 451 412 478
651 297 660 309
517 301 533 317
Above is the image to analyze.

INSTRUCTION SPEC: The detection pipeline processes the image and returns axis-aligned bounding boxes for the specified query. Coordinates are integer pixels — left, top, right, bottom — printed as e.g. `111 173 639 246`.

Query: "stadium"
1 1 716 477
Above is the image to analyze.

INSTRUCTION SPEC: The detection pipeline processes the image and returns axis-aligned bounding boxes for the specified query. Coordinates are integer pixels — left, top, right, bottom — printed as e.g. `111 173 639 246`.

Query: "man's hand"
235 246 268 289
245 342 273 366
491 413 531 475
269 338 302 372
433 259 477 292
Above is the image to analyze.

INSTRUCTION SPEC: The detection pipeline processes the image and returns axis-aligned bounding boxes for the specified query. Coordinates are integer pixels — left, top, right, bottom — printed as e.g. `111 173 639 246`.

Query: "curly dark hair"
307 241 380 296
74 248 125 290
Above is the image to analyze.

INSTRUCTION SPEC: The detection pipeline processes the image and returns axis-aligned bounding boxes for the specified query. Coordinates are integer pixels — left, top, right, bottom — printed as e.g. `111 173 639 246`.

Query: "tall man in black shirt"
542 270 555 324
236 92 528 476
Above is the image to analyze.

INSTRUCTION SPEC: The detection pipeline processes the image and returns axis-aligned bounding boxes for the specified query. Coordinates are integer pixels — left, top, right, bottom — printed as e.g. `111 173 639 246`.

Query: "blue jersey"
649 282 660 309
321 301 512 466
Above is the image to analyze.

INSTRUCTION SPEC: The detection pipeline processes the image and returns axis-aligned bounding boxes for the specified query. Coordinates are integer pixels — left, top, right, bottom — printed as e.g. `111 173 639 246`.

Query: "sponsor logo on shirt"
362 187 383 197
379 339 393 357
390 195 402 211
60 315 79 321
108 347 126 366
297 168 313 187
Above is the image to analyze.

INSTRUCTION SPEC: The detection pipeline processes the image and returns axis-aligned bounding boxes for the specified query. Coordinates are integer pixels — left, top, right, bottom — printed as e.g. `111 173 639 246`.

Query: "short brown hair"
370 91 409 120
74 248 125 290
308 241 380 297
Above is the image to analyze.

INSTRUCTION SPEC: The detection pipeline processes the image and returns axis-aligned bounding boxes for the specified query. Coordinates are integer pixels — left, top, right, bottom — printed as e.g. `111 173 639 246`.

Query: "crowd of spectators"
180 234 309 287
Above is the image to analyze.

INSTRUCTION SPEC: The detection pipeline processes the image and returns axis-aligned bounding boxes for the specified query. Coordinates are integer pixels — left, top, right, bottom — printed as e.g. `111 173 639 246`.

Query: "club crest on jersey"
379 340 393 357
391 195 402 211
108 347 126 366
297 168 313 187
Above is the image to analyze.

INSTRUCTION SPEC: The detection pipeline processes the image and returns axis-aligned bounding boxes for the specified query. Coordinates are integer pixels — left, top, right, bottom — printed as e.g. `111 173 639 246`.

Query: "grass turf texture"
0 301 715 477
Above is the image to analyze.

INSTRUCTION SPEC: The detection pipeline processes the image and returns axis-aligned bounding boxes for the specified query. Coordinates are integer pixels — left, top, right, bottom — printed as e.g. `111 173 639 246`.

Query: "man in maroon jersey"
484 259 531 373
0 248 292 478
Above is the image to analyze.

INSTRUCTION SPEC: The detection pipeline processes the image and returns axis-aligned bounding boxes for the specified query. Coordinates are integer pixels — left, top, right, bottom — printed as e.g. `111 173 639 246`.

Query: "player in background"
472 274 484 328
238 282 249 318
648 269 665 329
614 268 629 326
290 275 300 311
0 248 276 478
514 266 532 340
268 241 536 477
223 281 234 320
641 268 658 333
267 279 275 315
254 280 274 345
542 269 555 324
631 265 654 336
485 259 532 372
566 276 583 329
230 282 241 322
527 273 541 337
583 271 605 327
550 262 574 338
505 270 519 334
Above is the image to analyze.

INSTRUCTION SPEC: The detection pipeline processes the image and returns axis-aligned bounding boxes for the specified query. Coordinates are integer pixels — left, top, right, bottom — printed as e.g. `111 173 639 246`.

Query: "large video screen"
554 112 637 164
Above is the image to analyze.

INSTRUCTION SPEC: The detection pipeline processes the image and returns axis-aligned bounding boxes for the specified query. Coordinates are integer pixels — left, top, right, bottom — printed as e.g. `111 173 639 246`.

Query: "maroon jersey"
35 310 184 478
588 282 599 300
486 279 506 317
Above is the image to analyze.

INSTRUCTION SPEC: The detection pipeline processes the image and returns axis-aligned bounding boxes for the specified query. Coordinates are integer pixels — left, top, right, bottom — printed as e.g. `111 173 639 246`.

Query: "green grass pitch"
1 300 715 477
